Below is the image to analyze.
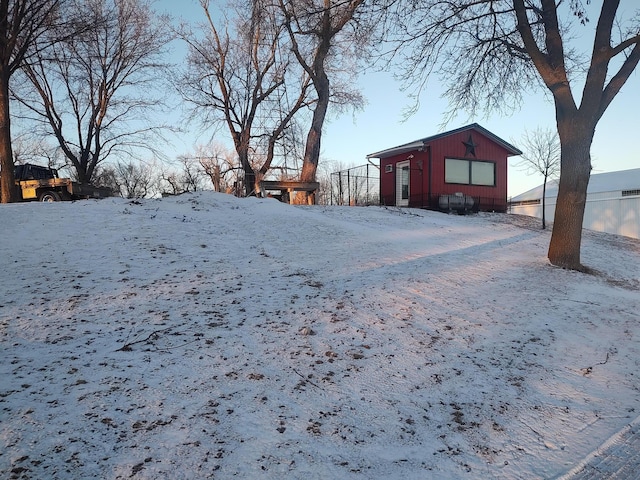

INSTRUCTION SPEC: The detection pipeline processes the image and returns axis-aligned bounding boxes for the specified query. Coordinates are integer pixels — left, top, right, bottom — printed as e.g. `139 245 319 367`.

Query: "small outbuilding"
367 123 522 212
510 168 640 239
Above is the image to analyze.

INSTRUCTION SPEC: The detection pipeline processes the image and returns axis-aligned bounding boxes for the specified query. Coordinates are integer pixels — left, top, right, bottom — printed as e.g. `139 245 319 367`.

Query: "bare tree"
199 157 224 193
112 161 157 199
0 0 61 203
515 128 560 229
159 168 183 197
158 156 209 196
12 0 172 184
317 158 347 205
191 143 240 193
378 0 640 270
179 0 312 196
178 156 208 192
10 131 63 168
279 0 367 196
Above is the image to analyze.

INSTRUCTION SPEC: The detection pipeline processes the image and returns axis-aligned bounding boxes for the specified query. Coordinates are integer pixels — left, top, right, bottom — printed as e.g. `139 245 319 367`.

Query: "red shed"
367 123 521 212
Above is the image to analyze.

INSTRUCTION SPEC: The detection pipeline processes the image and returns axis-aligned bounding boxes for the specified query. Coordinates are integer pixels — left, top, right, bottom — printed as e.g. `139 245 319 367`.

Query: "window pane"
401 166 409 199
445 159 469 184
471 162 495 186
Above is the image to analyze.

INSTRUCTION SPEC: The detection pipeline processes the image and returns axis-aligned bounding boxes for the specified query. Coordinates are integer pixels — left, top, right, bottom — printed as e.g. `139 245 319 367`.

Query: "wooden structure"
367 123 522 213
259 180 320 205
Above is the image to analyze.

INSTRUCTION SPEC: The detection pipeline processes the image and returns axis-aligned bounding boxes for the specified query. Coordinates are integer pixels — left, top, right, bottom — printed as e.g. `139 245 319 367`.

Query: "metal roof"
366 123 523 159
511 168 640 201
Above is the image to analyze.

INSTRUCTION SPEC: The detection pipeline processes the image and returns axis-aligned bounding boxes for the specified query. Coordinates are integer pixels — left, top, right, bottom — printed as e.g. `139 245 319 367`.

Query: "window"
445 158 495 186
445 159 469 184
471 161 495 186
622 189 640 197
401 165 409 200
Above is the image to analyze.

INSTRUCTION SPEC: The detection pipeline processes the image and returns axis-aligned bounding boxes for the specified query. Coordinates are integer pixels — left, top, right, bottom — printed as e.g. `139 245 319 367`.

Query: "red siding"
380 152 429 206
379 127 511 212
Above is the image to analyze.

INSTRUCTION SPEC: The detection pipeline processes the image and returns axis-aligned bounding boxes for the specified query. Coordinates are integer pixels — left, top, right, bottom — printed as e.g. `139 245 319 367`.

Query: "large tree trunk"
295 71 329 204
75 161 90 184
0 71 16 203
238 150 256 197
231 128 257 197
548 119 594 270
245 168 257 196
300 72 329 184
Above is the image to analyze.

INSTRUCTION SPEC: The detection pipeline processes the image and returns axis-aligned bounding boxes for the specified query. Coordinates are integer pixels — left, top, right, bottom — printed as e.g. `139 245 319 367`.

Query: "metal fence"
329 164 380 206
380 192 508 213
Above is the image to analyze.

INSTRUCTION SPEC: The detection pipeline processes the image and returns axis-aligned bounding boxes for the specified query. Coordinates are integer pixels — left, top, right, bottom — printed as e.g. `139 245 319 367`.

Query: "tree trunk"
238 151 256 197
295 72 329 204
231 127 257 197
548 121 594 270
300 72 330 184
541 178 547 230
76 162 90 184
0 70 16 203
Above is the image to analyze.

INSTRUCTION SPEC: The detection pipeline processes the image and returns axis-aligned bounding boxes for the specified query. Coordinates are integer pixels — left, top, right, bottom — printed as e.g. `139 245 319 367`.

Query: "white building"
510 168 640 239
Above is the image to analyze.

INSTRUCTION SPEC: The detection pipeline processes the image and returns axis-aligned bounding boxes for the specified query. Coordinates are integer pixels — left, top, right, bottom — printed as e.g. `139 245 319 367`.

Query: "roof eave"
366 123 522 159
366 141 425 159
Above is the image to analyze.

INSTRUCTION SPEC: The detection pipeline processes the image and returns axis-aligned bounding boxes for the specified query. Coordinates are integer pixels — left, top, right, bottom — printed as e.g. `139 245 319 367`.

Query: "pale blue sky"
160 0 639 197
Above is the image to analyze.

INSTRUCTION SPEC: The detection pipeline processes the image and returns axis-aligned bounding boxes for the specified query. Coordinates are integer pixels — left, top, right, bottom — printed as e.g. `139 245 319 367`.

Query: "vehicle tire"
39 190 61 202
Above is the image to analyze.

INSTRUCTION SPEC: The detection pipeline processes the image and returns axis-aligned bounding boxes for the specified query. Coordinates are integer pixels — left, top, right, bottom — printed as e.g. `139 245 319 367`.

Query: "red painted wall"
379 128 511 211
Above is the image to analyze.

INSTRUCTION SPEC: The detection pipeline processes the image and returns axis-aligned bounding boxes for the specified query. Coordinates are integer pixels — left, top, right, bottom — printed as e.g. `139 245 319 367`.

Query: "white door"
395 161 410 206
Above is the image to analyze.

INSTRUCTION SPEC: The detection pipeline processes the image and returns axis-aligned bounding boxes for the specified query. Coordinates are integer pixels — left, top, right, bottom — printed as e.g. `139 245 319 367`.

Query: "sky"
1 192 639 478
158 0 640 198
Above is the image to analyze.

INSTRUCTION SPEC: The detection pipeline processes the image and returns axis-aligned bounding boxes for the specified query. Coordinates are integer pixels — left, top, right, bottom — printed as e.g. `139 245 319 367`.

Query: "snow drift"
1 192 638 479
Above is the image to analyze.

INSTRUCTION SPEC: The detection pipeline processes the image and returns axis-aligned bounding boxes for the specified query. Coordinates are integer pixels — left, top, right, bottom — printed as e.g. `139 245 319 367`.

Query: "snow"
1 192 639 479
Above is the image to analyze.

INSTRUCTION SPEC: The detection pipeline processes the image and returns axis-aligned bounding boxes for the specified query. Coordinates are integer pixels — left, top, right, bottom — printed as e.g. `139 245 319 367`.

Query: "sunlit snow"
1 192 638 479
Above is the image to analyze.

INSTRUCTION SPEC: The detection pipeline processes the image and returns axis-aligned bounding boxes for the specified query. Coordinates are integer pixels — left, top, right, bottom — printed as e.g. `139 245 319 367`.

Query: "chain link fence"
329 164 380 206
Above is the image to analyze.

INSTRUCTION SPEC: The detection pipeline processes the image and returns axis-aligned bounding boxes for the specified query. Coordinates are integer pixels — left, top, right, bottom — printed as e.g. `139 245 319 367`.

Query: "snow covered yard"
1 192 638 479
